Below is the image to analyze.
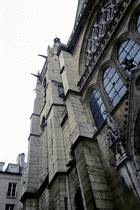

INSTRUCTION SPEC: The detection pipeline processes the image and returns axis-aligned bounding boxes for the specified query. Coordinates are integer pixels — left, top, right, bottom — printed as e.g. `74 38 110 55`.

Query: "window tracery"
86 0 121 66
89 89 106 128
117 39 140 74
86 3 140 130
103 66 127 107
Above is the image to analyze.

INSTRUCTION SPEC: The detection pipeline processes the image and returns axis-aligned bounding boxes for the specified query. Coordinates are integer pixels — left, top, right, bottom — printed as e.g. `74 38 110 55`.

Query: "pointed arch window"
103 66 127 107
75 188 84 210
89 89 106 128
117 39 140 74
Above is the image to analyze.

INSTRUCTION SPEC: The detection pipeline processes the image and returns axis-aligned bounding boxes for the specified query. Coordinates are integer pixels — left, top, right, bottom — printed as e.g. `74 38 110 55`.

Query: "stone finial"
53 37 61 44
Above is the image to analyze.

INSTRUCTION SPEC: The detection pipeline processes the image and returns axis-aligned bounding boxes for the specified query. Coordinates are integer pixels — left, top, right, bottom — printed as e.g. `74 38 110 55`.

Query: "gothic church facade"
21 0 140 209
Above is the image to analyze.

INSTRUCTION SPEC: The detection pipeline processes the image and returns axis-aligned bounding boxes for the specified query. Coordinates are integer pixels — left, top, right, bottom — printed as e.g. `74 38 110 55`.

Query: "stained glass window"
89 89 106 128
103 67 127 107
136 14 140 33
117 39 140 74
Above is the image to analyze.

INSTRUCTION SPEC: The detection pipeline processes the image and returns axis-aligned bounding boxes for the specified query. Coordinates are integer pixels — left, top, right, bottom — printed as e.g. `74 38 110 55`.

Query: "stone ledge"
115 154 131 169
20 191 38 203
30 113 40 120
28 133 40 141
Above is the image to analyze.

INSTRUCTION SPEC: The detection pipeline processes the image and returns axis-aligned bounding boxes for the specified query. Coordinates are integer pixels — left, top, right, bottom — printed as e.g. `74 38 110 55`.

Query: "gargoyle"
66 144 76 167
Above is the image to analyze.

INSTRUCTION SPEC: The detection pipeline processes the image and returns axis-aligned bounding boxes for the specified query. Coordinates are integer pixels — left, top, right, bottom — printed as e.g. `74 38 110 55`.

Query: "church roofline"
56 0 95 56
37 0 94 78
66 0 94 52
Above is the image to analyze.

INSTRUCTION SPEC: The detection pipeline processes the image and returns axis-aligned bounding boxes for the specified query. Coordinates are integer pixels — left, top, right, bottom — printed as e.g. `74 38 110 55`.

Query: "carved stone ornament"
66 144 76 167
78 0 131 90
86 0 122 66
122 58 136 72
106 112 126 162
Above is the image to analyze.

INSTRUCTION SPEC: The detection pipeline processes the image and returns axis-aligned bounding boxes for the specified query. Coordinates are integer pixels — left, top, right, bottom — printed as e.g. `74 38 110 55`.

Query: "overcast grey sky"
0 0 78 168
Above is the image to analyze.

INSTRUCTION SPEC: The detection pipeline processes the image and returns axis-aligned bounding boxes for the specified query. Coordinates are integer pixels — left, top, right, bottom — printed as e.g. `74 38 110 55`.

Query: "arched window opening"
75 188 84 210
136 14 140 33
117 39 140 74
103 66 127 107
89 89 106 128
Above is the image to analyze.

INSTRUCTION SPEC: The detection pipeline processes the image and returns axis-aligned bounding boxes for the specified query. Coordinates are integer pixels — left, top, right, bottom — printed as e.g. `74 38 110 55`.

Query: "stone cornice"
28 133 40 140
20 172 67 203
30 113 40 119
37 175 49 197
63 89 80 101
77 0 132 92
20 191 38 203
46 103 66 121
39 101 46 116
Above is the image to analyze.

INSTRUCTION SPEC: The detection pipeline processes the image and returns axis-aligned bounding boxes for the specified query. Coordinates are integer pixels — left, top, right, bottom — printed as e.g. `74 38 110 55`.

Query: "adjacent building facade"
21 0 140 209
0 154 25 210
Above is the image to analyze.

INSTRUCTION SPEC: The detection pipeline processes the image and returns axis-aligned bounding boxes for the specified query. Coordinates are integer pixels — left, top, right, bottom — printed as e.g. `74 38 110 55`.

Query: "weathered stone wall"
38 188 49 210
23 199 38 210
26 135 40 191
61 117 72 166
49 175 67 210
22 1 140 209
67 167 80 210
96 122 140 210
74 139 115 209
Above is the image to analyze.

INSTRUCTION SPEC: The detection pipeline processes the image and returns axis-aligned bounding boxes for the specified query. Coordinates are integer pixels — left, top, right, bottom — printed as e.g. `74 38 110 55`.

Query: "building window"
136 14 140 33
75 188 84 210
58 85 64 98
117 39 140 74
7 183 16 197
89 89 106 128
5 204 15 210
40 116 47 131
103 66 127 107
